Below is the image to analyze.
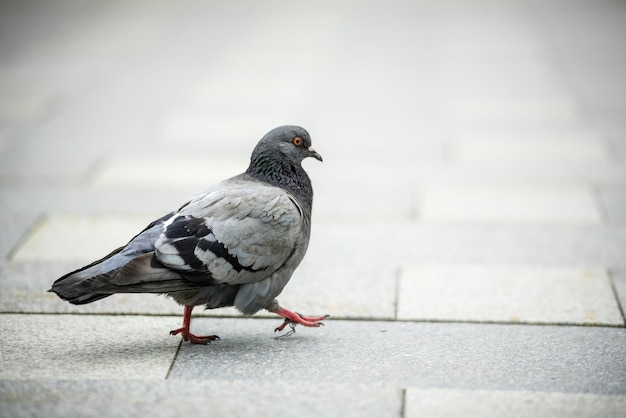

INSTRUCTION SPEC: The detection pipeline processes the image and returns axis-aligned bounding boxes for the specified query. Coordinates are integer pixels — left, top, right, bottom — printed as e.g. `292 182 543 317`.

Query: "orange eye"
292 136 303 146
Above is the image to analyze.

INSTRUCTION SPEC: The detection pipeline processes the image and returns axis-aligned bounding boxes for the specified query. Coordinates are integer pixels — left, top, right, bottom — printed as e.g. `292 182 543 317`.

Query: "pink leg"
267 304 329 332
170 304 220 344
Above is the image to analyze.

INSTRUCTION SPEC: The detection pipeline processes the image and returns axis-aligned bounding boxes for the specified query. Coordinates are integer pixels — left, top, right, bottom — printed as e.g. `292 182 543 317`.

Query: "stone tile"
0 128 13 154
0 212 39 259
11 214 160 262
0 187 184 216
319 156 624 187
449 131 612 165
155 106 300 147
397 265 624 325
597 186 626 223
435 59 574 113
417 184 602 225
0 143 97 188
441 98 583 128
0 314 178 379
404 388 626 418
0 379 402 418
437 72 570 108
0 92 55 124
169 319 626 394
89 155 243 190
312 223 626 282
278 258 397 320
314 181 414 222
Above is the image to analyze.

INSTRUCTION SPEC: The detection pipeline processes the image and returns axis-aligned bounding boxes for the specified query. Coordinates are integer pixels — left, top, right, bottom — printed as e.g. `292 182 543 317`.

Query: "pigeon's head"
254 125 322 165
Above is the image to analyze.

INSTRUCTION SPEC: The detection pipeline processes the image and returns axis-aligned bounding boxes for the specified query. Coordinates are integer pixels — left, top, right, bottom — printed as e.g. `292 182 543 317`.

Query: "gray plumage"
50 125 322 321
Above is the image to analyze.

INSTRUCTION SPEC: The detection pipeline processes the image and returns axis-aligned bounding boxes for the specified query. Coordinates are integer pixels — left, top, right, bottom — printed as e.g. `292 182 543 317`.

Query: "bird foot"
271 307 329 332
170 327 220 345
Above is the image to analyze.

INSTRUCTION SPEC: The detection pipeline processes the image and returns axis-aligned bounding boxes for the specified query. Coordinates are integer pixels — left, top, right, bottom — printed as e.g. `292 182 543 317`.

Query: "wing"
154 180 304 286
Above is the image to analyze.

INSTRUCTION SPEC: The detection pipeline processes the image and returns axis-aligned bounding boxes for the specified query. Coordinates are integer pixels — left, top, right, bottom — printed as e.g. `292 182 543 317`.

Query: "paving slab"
0 212 38 259
0 187 185 215
0 91 54 125
434 45 559 102
531 4 626 110
155 109 299 145
314 181 414 222
308 224 626 269
404 388 626 418
89 154 242 190
596 185 626 224
277 258 397 320
11 214 160 262
441 98 583 129
449 131 612 165
417 184 602 225
446 159 624 186
0 379 402 418
397 265 624 326
0 314 178 379
169 318 626 395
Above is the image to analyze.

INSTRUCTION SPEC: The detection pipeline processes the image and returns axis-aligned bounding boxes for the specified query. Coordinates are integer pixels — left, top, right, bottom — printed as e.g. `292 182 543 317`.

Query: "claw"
267 305 329 333
171 304 220 344
274 319 290 333
170 327 220 344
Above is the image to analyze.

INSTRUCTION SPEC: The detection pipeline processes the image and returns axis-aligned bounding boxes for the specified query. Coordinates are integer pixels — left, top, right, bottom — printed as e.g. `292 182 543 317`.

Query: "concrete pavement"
1 0 625 416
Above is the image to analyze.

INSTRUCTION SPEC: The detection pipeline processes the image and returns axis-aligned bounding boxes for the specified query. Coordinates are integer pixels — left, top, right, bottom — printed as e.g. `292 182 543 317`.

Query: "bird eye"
292 136 303 147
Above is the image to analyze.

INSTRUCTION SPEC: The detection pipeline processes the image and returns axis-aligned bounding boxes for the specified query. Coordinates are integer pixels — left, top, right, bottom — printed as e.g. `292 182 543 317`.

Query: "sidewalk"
1 0 625 417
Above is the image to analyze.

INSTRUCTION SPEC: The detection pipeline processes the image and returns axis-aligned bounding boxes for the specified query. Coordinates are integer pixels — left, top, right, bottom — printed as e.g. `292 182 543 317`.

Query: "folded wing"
155 183 304 286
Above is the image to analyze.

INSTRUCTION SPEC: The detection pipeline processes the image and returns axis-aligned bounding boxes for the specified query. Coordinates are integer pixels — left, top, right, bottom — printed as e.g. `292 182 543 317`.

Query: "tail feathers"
49 253 204 305
49 245 126 304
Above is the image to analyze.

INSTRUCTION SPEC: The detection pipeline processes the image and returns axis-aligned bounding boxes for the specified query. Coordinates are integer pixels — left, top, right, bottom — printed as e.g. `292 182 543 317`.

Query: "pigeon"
49 125 327 344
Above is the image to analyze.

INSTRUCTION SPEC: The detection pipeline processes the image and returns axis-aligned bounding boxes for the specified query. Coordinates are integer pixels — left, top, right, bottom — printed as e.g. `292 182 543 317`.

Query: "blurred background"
0 0 625 320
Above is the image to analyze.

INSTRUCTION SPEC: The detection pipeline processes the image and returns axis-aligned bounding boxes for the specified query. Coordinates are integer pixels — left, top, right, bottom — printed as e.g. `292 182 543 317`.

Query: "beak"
307 146 323 162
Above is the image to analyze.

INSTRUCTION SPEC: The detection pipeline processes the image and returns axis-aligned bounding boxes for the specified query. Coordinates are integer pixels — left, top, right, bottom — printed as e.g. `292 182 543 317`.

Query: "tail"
49 246 125 304
49 251 203 305
48 211 202 305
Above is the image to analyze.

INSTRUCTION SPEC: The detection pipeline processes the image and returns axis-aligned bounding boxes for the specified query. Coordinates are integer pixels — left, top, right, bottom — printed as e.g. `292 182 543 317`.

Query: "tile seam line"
5 213 48 262
608 269 626 325
165 339 183 380
2 311 624 329
394 265 402 321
